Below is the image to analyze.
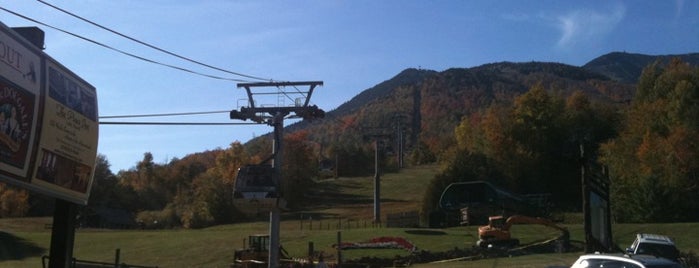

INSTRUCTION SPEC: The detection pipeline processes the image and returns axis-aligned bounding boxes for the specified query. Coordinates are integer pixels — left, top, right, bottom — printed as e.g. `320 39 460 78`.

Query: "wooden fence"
297 211 420 231
385 211 420 228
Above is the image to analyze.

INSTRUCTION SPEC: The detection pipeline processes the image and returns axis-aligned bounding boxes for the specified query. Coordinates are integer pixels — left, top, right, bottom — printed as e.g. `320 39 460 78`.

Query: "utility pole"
392 113 407 169
231 81 324 268
363 129 391 224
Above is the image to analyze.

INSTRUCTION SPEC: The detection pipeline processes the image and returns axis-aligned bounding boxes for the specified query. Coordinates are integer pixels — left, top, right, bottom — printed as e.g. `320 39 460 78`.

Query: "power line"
98 111 268 126
99 110 230 119
98 111 269 125
0 7 252 82
35 0 274 82
99 121 259 125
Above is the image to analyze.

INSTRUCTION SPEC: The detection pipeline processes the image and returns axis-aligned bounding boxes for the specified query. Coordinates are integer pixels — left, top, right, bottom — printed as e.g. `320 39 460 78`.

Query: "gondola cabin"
233 164 280 217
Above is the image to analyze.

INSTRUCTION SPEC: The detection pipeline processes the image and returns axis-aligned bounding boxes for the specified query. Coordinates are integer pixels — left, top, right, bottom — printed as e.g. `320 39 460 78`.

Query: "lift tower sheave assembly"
230 81 324 124
230 81 324 268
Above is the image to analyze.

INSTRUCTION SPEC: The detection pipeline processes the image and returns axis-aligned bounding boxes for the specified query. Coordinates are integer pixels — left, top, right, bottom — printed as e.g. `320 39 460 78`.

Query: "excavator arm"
477 215 569 249
504 215 568 233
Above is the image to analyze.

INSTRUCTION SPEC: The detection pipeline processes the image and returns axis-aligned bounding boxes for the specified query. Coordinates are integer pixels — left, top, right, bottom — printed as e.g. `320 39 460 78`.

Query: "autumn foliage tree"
601 59 699 222
121 130 324 228
172 143 249 227
86 154 139 212
281 130 319 206
0 183 29 217
443 83 619 212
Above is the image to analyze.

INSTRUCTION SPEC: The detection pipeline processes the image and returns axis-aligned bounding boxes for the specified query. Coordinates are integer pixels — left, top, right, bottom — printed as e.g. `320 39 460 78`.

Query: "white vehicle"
570 253 682 268
626 233 680 263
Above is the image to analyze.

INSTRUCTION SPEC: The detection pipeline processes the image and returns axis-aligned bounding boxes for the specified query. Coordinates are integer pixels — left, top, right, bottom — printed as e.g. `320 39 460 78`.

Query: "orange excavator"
477 215 569 249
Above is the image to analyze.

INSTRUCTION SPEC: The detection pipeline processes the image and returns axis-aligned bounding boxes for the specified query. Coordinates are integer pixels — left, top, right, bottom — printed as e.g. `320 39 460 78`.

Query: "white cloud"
555 4 626 48
674 0 685 21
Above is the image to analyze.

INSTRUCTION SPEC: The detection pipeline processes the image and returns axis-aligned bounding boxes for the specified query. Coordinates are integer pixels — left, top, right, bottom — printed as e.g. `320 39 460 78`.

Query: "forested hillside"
286 60 632 165
2 52 697 227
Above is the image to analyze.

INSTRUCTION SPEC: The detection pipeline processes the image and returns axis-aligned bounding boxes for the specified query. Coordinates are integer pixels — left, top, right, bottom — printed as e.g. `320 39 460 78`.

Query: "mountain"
330 68 438 116
583 51 699 83
250 52 696 168
284 60 635 157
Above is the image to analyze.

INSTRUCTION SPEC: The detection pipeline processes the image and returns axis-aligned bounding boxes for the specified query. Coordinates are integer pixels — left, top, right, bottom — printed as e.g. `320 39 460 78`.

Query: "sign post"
48 200 77 268
580 144 613 253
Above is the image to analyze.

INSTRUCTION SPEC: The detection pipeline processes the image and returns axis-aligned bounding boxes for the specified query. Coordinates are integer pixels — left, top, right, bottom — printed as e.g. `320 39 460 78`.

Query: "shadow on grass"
0 231 45 260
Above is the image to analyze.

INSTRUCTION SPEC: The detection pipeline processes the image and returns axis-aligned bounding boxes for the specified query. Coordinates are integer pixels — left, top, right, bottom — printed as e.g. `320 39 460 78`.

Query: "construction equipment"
233 234 270 267
430 181 542 227
477 215 569 250
233 234 293 268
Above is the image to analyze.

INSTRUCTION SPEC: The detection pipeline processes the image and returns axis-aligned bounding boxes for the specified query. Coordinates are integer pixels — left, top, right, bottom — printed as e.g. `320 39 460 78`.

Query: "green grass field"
1 165 697 267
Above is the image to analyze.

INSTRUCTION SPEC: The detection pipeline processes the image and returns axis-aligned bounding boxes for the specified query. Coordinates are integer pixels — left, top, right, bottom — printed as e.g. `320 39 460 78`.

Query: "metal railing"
41 248 157 268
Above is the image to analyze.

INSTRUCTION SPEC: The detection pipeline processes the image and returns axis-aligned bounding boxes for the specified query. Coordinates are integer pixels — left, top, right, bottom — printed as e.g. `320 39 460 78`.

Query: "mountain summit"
583 51 699 83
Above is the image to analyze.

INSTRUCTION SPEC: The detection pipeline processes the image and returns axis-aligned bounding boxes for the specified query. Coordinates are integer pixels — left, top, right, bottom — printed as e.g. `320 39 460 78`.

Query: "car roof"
636 233 676 245
573 253 643 267
574 253 680 267
576 253 641 261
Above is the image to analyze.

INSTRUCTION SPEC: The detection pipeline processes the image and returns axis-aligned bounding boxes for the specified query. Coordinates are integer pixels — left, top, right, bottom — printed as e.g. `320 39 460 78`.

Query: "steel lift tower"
230 81 324 268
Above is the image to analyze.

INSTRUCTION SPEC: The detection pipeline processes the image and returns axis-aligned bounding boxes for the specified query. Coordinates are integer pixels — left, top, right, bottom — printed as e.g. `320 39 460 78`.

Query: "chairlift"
232 164 280 216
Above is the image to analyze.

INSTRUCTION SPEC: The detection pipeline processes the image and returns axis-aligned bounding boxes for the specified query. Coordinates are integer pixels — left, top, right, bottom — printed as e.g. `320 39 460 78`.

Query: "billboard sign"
582 159 613 253
0 21 98 205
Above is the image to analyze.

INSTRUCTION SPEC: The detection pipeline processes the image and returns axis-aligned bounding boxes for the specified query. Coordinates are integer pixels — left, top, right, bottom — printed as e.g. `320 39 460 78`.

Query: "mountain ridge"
248 51 696 170
583 51 699 83
299 51 698 131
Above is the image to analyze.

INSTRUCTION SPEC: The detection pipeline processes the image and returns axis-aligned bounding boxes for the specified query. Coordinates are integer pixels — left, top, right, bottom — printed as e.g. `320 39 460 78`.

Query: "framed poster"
1 21 97 205
0 23 42 181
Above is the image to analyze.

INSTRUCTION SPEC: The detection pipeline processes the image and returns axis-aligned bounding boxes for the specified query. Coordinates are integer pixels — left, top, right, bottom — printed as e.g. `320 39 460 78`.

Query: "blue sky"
1 0 697 172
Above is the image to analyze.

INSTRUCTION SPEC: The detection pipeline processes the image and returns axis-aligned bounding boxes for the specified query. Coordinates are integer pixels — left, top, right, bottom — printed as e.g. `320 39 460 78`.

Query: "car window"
637 244 679 260
631 239 639 250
